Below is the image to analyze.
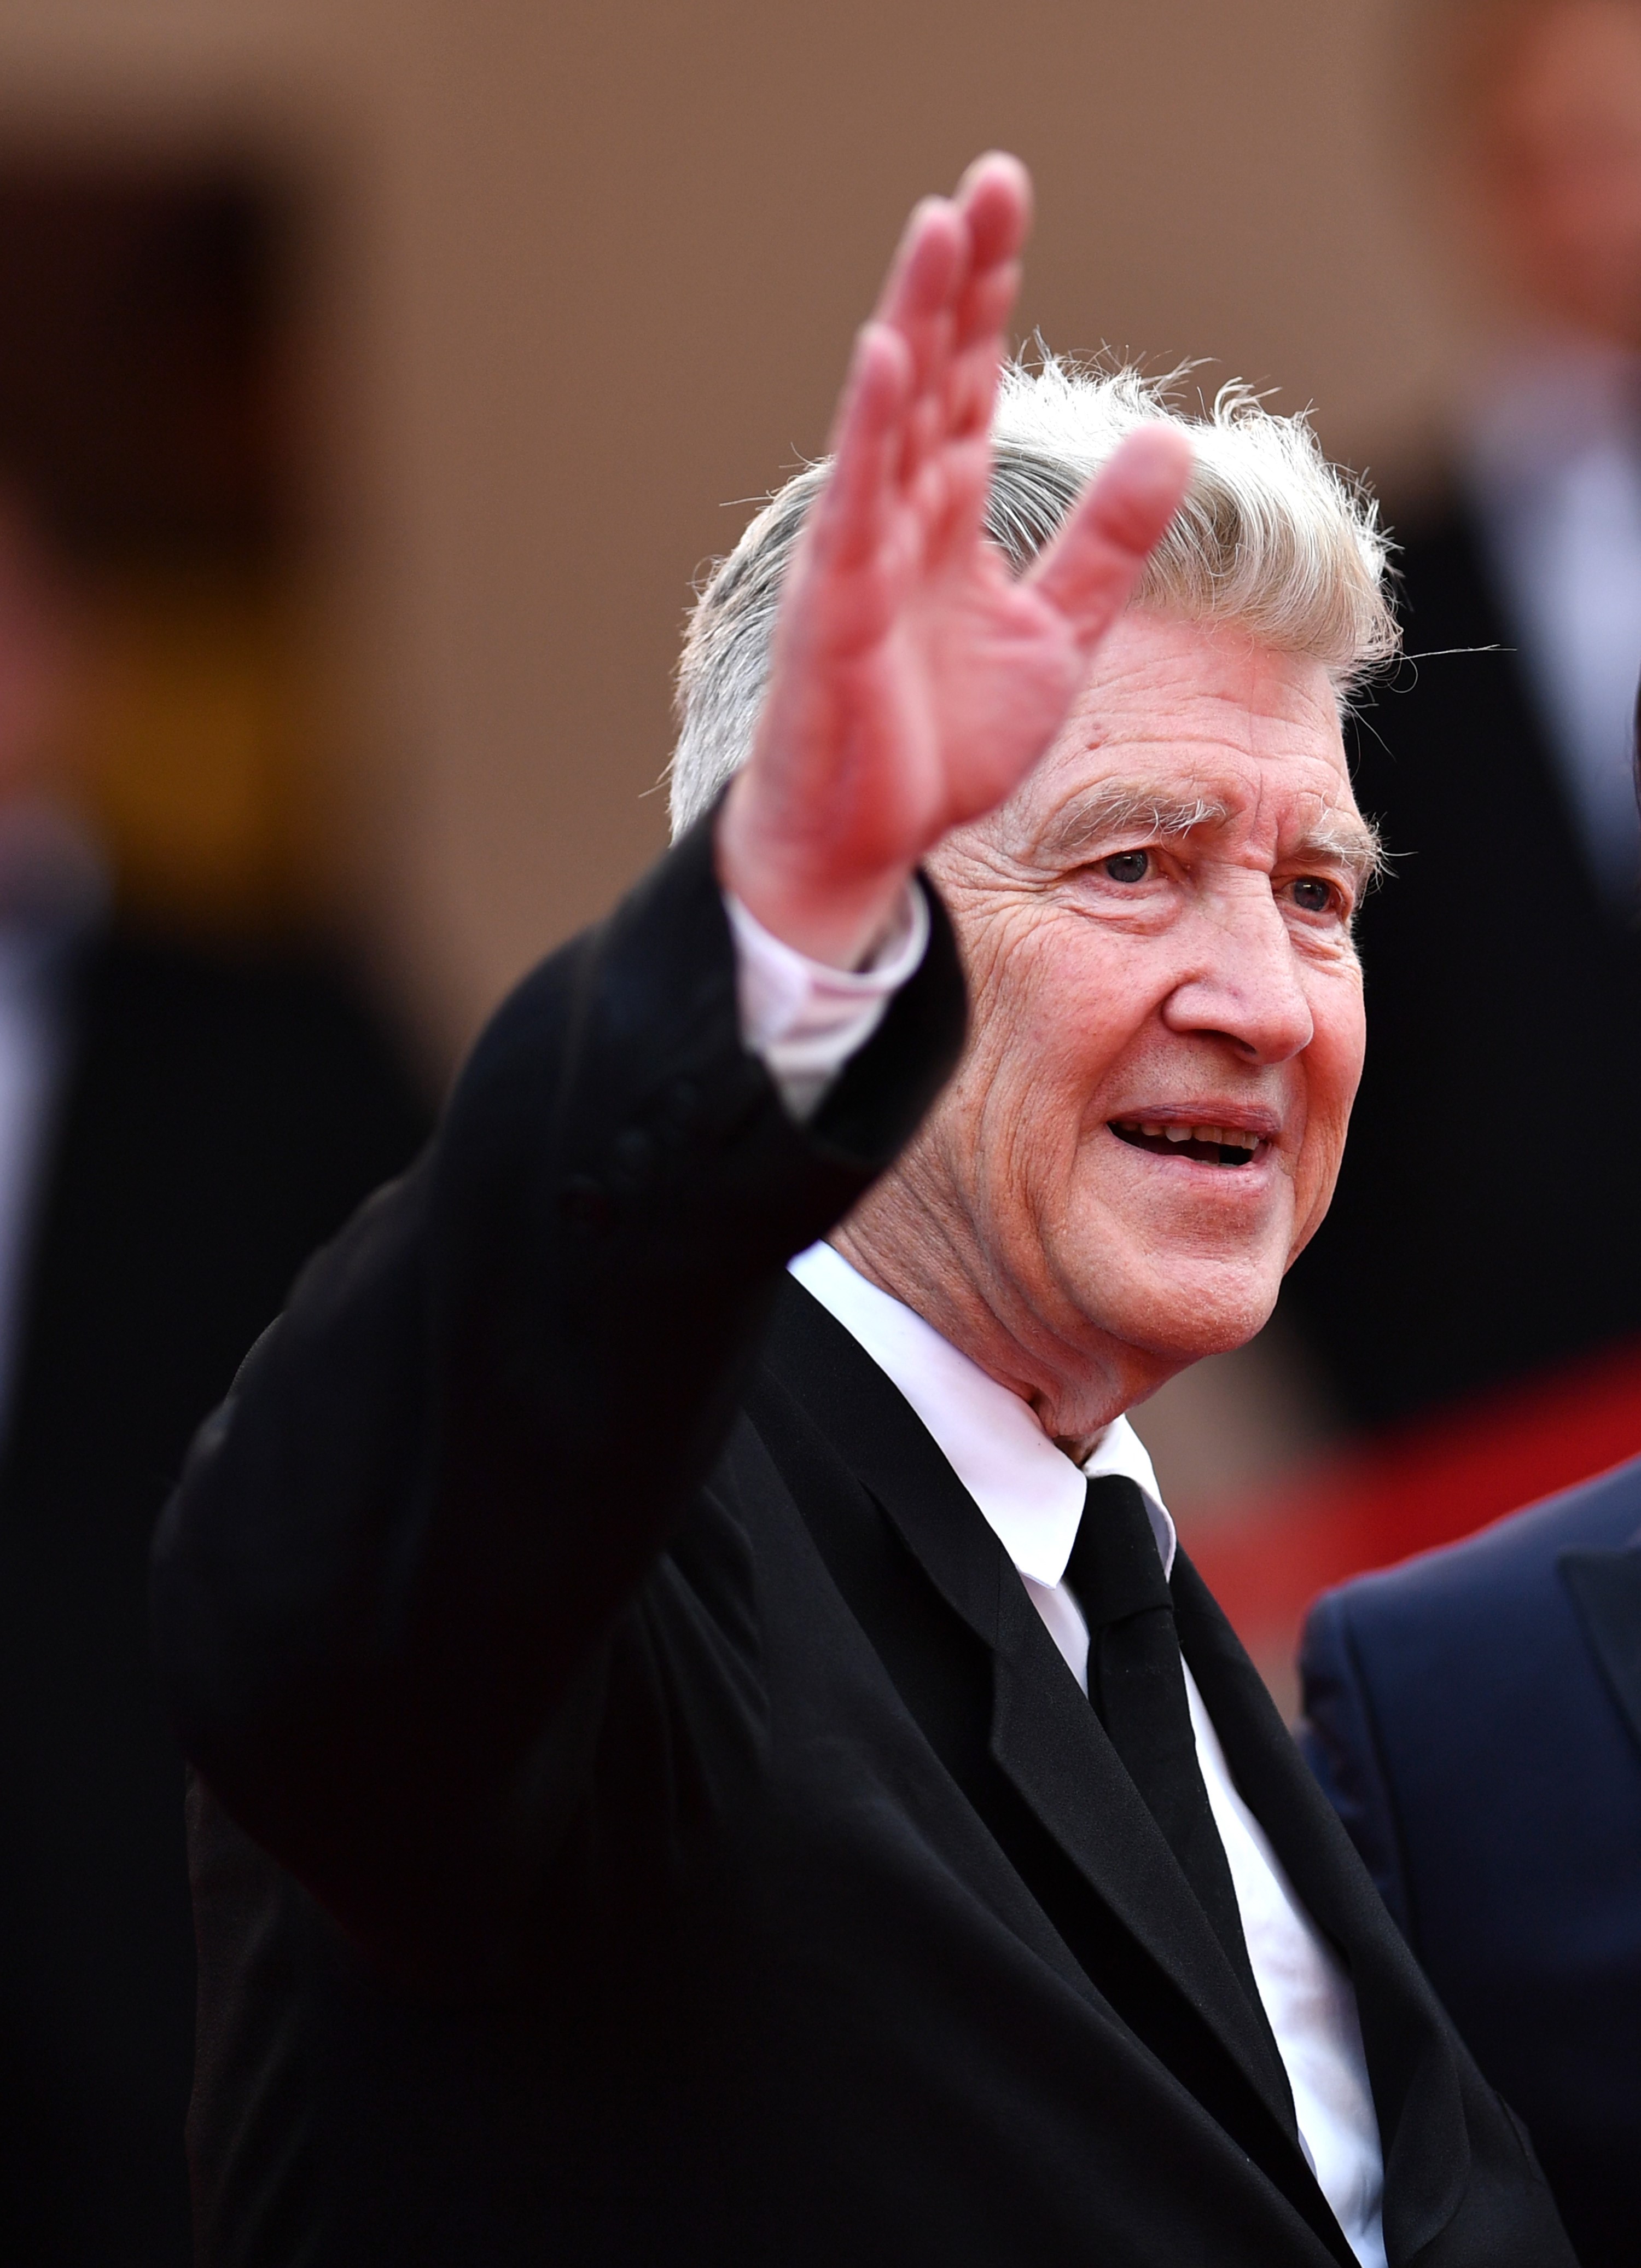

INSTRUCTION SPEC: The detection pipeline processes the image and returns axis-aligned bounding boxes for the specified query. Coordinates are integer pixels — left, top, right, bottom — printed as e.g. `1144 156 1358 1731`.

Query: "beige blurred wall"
0 0 1466 1054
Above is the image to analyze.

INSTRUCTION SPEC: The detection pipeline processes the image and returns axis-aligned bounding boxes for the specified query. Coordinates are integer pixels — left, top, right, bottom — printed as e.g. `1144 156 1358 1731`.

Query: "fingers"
811 320 913 577
872 152 1028 338
870 198 966 482
866 158 1029 480
1027 425 1195 649
944 154 1030 442
953 151 1032 286
872 195 967 339
808 155 1033 601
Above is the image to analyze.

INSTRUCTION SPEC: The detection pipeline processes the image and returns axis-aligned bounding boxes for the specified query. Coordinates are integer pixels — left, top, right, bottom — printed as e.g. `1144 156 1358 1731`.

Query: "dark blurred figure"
1285 0 1641 1425
1300 1455 1641 2266
0 501 429 2261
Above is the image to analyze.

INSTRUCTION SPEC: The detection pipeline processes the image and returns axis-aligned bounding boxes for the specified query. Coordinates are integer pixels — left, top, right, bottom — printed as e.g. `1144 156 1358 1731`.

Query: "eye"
1288 875 1337 915
1102 850 1151 884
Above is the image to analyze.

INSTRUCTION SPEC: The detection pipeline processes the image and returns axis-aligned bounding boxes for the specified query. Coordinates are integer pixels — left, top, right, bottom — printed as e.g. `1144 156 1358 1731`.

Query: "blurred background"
4 0 1641 2258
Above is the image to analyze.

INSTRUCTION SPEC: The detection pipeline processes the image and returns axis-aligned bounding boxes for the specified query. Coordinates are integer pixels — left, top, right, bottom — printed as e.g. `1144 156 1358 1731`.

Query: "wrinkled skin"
837 610 1373 1456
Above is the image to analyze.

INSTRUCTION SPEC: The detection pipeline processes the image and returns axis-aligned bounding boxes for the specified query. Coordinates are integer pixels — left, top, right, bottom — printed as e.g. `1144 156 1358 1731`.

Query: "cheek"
1297 974 1366 1181
968 928 1148 1117
1323 973 1368 1105
952 929 1142 1188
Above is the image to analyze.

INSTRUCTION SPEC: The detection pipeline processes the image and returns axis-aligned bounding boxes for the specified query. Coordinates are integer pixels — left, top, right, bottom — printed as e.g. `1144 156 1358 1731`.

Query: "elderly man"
152 161 1572 2268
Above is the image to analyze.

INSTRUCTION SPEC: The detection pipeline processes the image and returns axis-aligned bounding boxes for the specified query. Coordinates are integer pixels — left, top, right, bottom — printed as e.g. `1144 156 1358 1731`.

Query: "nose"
1162 879 1314 1065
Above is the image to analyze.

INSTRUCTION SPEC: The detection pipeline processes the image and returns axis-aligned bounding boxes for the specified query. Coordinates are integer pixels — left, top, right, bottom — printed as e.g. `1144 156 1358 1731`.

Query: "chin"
1074 1252 1283 1368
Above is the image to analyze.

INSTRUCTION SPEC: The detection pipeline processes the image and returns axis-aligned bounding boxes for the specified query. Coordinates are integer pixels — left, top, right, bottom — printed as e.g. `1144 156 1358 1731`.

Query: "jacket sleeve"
150 809 966 1969
1296 1590 1416 1942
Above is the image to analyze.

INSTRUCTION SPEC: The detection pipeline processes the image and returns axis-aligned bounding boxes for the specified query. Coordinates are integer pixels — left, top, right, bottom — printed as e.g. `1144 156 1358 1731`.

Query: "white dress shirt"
728 886 1387 2268
726 881 929 1116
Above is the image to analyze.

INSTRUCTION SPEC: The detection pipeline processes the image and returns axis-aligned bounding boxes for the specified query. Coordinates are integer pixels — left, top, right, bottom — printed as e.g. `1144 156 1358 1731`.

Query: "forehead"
1008 611 1359 855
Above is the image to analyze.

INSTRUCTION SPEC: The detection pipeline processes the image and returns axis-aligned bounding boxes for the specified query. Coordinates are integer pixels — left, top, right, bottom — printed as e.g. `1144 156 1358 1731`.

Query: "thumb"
1026 426 1193 651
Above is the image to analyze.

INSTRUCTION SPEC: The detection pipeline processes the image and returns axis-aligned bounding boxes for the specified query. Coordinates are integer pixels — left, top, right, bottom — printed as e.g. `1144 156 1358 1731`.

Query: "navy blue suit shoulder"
1301 1460 1641 2266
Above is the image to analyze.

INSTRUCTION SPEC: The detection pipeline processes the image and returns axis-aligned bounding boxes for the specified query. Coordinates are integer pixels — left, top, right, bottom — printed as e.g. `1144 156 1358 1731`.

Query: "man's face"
849 610 1370 1432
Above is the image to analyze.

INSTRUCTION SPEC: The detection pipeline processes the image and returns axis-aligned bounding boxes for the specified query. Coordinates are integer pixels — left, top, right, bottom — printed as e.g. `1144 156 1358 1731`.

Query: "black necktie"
1064 1474 1262 2006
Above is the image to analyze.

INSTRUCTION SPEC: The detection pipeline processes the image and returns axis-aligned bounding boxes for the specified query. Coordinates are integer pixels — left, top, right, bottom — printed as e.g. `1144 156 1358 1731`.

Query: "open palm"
718 154 1193 970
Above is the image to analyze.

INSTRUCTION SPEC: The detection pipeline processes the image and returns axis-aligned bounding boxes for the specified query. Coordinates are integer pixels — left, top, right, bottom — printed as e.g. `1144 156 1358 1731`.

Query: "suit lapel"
982 1587 1300 2138
1172 1553 1470 2266
1560 1528 1641 1758
760 1279 1300 2142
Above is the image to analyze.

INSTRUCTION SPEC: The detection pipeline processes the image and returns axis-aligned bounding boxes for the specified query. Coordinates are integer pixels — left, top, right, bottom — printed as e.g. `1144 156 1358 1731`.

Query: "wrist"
715 780 911 972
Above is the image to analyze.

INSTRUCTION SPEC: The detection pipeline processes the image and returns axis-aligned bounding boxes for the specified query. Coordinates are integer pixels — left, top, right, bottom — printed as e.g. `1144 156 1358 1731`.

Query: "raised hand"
715 152 1194 972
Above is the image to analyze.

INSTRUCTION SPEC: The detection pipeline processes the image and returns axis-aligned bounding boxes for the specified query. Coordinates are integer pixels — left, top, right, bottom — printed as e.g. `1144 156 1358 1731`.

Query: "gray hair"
667 353 1398 838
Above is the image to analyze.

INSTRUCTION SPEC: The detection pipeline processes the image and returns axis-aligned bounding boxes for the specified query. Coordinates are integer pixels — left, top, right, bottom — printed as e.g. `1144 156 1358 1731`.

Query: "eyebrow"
1031 775 1386 894
1295 808 1387 891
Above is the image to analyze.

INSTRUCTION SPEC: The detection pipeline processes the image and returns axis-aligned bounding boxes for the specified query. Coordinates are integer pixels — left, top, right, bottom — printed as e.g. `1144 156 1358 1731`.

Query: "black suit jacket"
1282 500 1641 1425
1301 1461 1641 2268
0 924 429 2266
153 819 1574 2266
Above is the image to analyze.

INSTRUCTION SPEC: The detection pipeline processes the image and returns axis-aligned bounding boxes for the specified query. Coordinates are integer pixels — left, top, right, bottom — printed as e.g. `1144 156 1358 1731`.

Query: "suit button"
558 1174 612 1228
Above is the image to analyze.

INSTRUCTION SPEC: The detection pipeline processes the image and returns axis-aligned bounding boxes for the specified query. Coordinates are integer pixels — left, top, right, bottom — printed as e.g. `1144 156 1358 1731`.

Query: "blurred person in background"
1283 0 1641 1425
0 486 429 2262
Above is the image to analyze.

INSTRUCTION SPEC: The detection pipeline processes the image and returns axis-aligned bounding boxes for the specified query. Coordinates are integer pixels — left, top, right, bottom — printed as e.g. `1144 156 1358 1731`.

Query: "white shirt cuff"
726 881 931 1121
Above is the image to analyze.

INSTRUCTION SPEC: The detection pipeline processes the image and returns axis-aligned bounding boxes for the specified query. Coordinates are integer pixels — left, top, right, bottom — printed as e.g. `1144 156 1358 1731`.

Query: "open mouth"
1109 1119 1265 1170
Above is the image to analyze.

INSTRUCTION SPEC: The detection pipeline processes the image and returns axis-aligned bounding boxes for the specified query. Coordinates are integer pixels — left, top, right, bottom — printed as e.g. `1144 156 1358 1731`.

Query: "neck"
831 1183 1179 1461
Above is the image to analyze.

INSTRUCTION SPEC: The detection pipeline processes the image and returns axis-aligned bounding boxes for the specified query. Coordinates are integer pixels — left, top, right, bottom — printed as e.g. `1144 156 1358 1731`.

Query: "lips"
1108 1117 1270 1169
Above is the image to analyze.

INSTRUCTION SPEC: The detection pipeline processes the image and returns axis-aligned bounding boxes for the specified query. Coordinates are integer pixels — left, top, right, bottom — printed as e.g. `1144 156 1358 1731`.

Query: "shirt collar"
787 1241 1176 1585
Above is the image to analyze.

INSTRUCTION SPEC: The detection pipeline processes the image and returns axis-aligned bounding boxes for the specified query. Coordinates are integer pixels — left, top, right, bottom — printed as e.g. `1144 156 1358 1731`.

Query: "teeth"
1115 1119 1262 1151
